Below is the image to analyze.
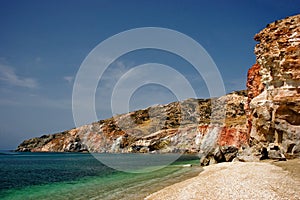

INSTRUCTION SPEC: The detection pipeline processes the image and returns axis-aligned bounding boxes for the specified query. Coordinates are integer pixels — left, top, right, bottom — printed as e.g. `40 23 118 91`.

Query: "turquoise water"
0 152 202 199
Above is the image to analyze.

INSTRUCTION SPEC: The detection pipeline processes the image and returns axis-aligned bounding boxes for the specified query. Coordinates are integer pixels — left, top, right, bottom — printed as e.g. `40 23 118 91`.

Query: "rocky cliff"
17 91 248 165
247 14 300 159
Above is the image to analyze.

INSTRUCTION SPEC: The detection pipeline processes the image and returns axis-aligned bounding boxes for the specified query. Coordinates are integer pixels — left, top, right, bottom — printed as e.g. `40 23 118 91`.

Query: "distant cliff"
17 91 248 163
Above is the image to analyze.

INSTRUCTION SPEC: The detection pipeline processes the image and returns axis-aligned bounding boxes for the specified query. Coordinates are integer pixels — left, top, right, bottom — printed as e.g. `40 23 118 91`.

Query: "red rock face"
246 63 265 139
247 14 300 157
197 124 248 148
218 127 248 147
246 64 264 101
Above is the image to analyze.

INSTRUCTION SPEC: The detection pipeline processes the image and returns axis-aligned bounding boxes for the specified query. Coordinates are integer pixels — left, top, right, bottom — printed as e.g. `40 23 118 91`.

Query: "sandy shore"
145 159 300 200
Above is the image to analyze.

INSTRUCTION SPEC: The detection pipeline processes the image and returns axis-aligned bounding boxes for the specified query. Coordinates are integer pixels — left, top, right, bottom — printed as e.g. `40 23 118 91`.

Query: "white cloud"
35 57 42 63
63 76 74 84
0 64 38 89
100 60 128 83
0 91 71 110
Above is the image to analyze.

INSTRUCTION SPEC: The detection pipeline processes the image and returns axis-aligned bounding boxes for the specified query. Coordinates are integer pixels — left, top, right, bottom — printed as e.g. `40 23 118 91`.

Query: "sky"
0 0 299 150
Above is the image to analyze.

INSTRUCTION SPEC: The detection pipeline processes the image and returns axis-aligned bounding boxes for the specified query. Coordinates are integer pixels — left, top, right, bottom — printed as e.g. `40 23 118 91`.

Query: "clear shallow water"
0 152 202 200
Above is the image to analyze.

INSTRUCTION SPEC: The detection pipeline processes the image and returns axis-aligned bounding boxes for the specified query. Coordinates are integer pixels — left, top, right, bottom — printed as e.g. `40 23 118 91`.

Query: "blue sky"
0 0 299 149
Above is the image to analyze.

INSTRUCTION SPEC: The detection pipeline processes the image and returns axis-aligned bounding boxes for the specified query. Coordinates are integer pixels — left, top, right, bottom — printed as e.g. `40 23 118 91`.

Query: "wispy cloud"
225 78 246 93
100 60 130 84
63 76 74 84
0 64 38 89
94 60 199 119
34 57 42 64
0 91 71 110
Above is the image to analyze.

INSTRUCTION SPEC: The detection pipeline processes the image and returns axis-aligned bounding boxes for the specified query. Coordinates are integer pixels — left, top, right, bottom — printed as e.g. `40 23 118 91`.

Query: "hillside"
17 91 248 162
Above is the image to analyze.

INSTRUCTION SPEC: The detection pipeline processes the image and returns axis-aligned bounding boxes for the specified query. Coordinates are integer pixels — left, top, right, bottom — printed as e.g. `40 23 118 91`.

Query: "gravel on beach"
145 159 300 200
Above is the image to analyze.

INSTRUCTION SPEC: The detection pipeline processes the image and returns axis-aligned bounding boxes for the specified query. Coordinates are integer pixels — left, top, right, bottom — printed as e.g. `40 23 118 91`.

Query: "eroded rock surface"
247 14 300 159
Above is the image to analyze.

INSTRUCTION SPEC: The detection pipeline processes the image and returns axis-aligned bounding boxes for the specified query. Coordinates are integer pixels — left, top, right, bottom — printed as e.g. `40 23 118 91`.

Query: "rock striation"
247 14 300 159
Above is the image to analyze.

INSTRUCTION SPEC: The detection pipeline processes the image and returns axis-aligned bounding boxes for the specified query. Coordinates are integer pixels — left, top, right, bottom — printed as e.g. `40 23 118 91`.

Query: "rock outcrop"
247 14 300 159
17 91 248 165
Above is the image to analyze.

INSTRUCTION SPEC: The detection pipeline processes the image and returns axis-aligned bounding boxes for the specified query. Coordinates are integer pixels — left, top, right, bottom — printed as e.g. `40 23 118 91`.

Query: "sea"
0 151 202 200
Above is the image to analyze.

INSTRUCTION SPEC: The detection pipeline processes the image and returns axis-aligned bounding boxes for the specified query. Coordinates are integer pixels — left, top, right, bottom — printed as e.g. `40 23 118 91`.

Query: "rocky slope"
17 91 248 164
247 14 300 159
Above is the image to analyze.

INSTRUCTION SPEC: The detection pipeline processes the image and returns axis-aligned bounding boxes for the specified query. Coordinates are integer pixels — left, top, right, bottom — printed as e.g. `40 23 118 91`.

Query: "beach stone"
236 147 260 162
220 146 238 162
268 150 286 161
260 147 269 160
292 143 300 156
200 146 239 165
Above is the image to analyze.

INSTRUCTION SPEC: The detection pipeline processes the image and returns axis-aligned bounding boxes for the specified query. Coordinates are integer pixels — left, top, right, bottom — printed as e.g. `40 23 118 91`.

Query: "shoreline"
145 159 300 200
0 153 202 200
